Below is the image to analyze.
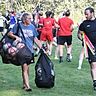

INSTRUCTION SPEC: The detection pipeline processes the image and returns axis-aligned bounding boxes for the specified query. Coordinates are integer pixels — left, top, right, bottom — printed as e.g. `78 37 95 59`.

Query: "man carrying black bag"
7 12 42 91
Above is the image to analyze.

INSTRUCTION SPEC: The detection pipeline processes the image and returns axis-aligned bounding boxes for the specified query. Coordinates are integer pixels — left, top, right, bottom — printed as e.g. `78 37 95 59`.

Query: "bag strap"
17 23 26 41
0 30 10 42
0 23 20 42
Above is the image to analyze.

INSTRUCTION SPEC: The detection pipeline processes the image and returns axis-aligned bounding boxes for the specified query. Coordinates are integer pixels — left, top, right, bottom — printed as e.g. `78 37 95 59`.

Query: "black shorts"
88 47 96 64
37 30 41 40
0 27 4 32
57 37 59 44
82 41 84 47
58 36 72 45
52 28 56 37
16 46 34 65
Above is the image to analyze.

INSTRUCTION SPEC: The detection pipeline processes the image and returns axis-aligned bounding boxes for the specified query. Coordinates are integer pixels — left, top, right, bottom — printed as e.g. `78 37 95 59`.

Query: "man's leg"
21 63 32 91
66 36 72 62
90 62 96 90
66 44 72 62
59 44 64 63
54 45 59 59
78 47 84 69
48 41 53 56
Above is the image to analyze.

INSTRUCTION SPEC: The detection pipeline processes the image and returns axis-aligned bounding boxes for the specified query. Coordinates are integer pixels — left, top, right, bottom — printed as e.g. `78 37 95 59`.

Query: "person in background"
77 43 85 70
54 12 65 60
8 12 42 91
9 11 17 29
57 9 74 63
37 11 44 40
77 19 85 70
40 11 55 55
0 12 8 36
78 7 96 90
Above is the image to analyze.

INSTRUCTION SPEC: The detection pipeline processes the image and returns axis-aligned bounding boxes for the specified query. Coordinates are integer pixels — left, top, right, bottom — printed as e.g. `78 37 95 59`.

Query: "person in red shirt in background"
37 12 44 40
57 9 74 63
40 11 55 55
51 12 58 47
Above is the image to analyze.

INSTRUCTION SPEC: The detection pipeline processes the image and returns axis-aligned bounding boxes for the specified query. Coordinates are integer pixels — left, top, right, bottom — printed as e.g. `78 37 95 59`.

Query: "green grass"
0 28 96 96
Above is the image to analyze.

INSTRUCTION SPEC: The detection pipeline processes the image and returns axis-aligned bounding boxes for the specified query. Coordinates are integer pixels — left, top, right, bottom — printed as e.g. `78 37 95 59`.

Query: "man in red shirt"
37 12 44 40
57 10 74 63
40 11 55 55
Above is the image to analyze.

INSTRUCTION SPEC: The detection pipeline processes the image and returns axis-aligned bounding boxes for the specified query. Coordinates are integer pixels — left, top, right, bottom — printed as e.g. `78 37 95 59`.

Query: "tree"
0 0 96 23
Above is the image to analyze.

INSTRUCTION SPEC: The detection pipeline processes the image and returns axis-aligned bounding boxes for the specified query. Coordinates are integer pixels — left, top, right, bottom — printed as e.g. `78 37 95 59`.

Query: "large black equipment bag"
0 44 34 66
35 51 55 88
0 23 34 66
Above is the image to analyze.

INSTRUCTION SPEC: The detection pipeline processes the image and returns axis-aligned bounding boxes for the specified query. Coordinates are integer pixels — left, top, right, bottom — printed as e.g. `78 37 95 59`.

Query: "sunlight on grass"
0 90 21 96
0 27 96 96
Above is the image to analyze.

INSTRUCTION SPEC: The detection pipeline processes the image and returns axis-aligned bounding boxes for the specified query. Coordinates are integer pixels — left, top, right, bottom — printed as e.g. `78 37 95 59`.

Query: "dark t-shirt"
79 19 96 45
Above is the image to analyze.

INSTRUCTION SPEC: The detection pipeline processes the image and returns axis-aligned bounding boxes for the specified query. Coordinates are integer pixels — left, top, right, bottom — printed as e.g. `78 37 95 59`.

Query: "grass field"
0 28 96 96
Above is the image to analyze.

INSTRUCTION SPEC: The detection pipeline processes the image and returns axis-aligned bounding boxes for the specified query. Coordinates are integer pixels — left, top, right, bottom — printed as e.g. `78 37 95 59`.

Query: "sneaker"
66 54 71 62
59 56 63 63
94 86 96 91
54 56 58 60
70 55 72 60
25 88 32 92
48 51 51 56
77 66 81 70
93 80 96 91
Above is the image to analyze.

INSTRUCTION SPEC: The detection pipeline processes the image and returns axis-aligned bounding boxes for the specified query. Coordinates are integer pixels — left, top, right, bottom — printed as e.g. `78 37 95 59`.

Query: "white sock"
78 59 83 69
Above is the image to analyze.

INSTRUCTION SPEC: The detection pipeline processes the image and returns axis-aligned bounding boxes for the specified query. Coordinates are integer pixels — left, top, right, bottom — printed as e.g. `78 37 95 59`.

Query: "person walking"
9 11 17 29
0 12 8 35
8 12 42 91
57 9 74 63
78 7 96 90
40 11 55 55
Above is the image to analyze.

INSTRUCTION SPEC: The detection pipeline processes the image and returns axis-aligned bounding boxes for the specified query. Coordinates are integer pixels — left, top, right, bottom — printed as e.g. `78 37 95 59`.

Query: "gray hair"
21 12 31 22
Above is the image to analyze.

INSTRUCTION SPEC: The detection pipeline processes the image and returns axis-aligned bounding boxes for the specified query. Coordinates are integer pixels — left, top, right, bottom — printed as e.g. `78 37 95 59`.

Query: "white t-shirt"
0 16 6 27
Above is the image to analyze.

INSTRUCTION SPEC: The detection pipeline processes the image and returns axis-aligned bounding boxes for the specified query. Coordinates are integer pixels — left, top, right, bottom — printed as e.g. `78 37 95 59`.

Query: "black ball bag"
35 51 55 88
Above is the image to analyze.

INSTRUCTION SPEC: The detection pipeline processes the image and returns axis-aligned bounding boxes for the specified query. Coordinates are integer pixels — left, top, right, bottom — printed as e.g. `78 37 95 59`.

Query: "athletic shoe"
25 88 32 92
54 56 58 60
93 80 96 91
66 54 71 62
59 56 63 63
70 55 72 60
48 51 52 56
77 66 81 70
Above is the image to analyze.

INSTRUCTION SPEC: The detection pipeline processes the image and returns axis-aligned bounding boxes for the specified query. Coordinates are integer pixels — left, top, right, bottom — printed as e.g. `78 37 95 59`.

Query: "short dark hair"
85 7 94 13
51 12 54 18
45 11 52 17
65 10 70 16
39 12 43 16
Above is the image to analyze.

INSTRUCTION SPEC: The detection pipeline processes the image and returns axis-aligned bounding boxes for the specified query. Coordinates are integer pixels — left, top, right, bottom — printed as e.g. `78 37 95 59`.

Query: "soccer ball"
8 47 17 56
3 43 11 51
16 43 25 49
12 39 22 47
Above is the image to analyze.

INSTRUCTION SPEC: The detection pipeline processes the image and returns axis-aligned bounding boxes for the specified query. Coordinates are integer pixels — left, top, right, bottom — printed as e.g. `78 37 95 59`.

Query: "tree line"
0 0 96 23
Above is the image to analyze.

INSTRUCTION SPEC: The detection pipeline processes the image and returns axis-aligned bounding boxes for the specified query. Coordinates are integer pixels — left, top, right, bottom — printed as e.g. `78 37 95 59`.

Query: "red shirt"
42 17 55 32
38 17 44 25
57 17 74 36
38 17 44 32
51 18 58 29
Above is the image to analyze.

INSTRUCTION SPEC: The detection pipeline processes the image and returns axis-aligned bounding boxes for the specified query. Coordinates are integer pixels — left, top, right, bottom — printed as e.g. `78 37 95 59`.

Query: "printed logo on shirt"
22 29 33 37
46 21 51 24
